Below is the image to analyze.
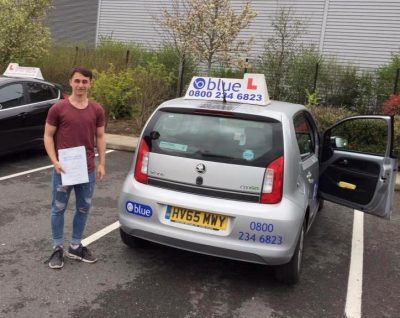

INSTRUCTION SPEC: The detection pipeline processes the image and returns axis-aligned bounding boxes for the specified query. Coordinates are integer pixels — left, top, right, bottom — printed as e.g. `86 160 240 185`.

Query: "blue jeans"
51 170 96 247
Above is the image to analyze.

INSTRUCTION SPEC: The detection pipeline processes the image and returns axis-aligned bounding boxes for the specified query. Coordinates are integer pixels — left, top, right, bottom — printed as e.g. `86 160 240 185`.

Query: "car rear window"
143 108 283 167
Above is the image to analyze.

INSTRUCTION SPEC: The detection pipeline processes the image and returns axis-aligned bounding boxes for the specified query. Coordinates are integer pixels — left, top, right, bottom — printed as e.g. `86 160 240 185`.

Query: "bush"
308 105 399 163
151 45 197 97
211 67 244 79
393 117 400 159
306 105 355 132
382 96 400 159
285 47 321 104
354 71 378 113
255 47 383 111
383 95 400 115
316 59 360 109
36 43 78 92
130 61 175 132
90 61 174 132
256 46 322 104
376 53 400 106
90 64 137 122
36 43 127 92
330 118 389 155
36 40 197 98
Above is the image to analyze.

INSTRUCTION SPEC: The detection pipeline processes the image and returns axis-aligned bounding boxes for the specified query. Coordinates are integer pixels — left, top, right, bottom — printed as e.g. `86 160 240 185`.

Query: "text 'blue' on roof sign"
184 73 270 106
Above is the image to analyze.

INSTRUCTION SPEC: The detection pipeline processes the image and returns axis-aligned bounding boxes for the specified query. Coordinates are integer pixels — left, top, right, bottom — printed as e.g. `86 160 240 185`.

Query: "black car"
0 76 63 156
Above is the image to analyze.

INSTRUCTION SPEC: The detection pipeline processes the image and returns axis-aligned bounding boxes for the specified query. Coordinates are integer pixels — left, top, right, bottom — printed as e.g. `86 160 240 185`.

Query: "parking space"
0 150 399 318
0 149 49 178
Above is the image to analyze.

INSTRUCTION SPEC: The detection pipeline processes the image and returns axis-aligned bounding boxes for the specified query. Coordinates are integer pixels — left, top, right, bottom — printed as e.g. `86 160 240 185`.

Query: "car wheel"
274 220 305 285
120 228 147 248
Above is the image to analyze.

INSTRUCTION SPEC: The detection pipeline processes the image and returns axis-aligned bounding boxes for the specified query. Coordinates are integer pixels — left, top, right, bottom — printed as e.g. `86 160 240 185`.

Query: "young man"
44 67 106 269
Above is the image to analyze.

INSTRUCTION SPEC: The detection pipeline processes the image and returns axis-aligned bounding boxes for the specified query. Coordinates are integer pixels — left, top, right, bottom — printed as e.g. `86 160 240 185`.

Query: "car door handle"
337 159 348 166
17 112 28 117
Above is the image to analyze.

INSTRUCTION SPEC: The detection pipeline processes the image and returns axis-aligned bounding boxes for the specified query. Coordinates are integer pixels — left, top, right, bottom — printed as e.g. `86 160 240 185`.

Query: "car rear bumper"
118 174 305 266
120 225 270 264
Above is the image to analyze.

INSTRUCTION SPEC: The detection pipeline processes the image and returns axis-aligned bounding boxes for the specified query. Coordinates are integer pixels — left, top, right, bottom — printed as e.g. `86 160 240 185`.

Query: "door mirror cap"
330 136 348 148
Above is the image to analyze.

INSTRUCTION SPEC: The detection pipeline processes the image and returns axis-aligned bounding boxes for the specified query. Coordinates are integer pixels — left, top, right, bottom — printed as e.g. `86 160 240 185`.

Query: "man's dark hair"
69 67 93 80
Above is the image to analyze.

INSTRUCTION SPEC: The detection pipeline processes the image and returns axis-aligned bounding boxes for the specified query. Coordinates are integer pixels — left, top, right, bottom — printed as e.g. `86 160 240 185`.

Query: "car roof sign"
3 63 44 80
184 73 270 106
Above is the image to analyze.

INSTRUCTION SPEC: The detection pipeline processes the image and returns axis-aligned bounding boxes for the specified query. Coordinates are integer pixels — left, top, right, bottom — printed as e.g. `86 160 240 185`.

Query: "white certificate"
58 146 89 186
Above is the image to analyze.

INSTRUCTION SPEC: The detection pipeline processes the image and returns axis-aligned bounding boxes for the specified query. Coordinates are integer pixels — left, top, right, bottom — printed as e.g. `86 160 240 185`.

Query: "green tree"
160 0 256 76
259 7 309 100
0 0 52 69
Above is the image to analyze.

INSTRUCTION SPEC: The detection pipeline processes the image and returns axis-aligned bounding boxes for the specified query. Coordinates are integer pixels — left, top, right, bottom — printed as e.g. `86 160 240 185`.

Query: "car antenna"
221 80 227 103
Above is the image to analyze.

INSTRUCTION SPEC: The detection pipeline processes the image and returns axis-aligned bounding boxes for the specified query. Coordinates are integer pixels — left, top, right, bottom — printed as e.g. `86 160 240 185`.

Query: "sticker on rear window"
242 149 254 161
159 141 188 152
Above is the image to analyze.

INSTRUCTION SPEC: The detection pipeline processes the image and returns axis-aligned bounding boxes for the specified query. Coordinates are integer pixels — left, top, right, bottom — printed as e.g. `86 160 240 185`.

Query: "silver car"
118 77 397 284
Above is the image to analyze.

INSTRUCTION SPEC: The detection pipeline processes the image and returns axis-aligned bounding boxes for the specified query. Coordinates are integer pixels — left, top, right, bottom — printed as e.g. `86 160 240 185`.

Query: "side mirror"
330 136 348 149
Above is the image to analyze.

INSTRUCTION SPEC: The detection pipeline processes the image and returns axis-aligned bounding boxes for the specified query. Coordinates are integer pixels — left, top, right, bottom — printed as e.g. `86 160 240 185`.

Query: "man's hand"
54 162 65 174
97 164 105 181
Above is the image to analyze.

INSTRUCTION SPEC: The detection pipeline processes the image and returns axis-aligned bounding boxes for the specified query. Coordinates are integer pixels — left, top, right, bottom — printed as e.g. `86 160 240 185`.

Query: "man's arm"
96 126 106 181
44 123 64 174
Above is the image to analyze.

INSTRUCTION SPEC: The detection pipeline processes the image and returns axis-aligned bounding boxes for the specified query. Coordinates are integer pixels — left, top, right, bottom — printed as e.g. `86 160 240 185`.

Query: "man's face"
69 72 91 97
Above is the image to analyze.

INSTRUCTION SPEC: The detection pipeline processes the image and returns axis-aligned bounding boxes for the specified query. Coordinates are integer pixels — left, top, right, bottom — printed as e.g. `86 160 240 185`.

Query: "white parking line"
1 149 120 247
344 210 364 318
0 150 115 181
0 164 54 181
82 221 120 246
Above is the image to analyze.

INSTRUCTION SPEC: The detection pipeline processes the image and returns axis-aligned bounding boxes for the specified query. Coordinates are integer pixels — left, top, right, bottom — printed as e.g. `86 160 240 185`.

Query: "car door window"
26 82 56 103
293 113 315 159
0 84 24 109
329 118 388 156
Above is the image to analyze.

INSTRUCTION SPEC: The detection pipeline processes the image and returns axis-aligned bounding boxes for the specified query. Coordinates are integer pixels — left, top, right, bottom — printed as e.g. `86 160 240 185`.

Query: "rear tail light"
134 139 149 183
261 156 284 204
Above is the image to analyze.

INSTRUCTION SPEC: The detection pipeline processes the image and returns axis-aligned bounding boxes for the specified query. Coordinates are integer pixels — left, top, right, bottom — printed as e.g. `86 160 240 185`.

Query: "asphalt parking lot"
0 149 399 318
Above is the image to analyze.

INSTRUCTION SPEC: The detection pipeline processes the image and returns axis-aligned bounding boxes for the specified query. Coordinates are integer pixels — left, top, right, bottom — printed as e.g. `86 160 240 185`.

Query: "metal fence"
36 46 400 112
261 62 400 112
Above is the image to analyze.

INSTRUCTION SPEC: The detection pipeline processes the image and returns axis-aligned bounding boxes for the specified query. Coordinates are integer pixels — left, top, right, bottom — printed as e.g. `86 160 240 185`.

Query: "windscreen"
144 109 283 167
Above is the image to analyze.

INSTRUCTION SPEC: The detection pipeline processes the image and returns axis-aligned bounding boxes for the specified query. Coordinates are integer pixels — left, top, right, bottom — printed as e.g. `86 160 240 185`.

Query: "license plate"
166 206 228 231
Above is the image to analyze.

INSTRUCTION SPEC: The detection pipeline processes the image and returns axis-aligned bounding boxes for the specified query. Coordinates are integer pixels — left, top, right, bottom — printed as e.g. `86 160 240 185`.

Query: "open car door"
319 115 397 219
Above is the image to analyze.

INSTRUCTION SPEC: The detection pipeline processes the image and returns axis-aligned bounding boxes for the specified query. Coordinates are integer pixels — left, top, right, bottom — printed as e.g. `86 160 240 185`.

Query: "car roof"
0 75 58 87
158 97 307 121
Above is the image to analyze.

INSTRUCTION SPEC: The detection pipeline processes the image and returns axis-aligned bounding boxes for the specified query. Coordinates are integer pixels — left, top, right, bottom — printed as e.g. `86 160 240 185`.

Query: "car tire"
120 228 147 248
274 220 305 285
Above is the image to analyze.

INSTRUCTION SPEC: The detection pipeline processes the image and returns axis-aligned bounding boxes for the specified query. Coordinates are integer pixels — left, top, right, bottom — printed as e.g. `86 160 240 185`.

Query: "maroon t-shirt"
46 99 105 172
